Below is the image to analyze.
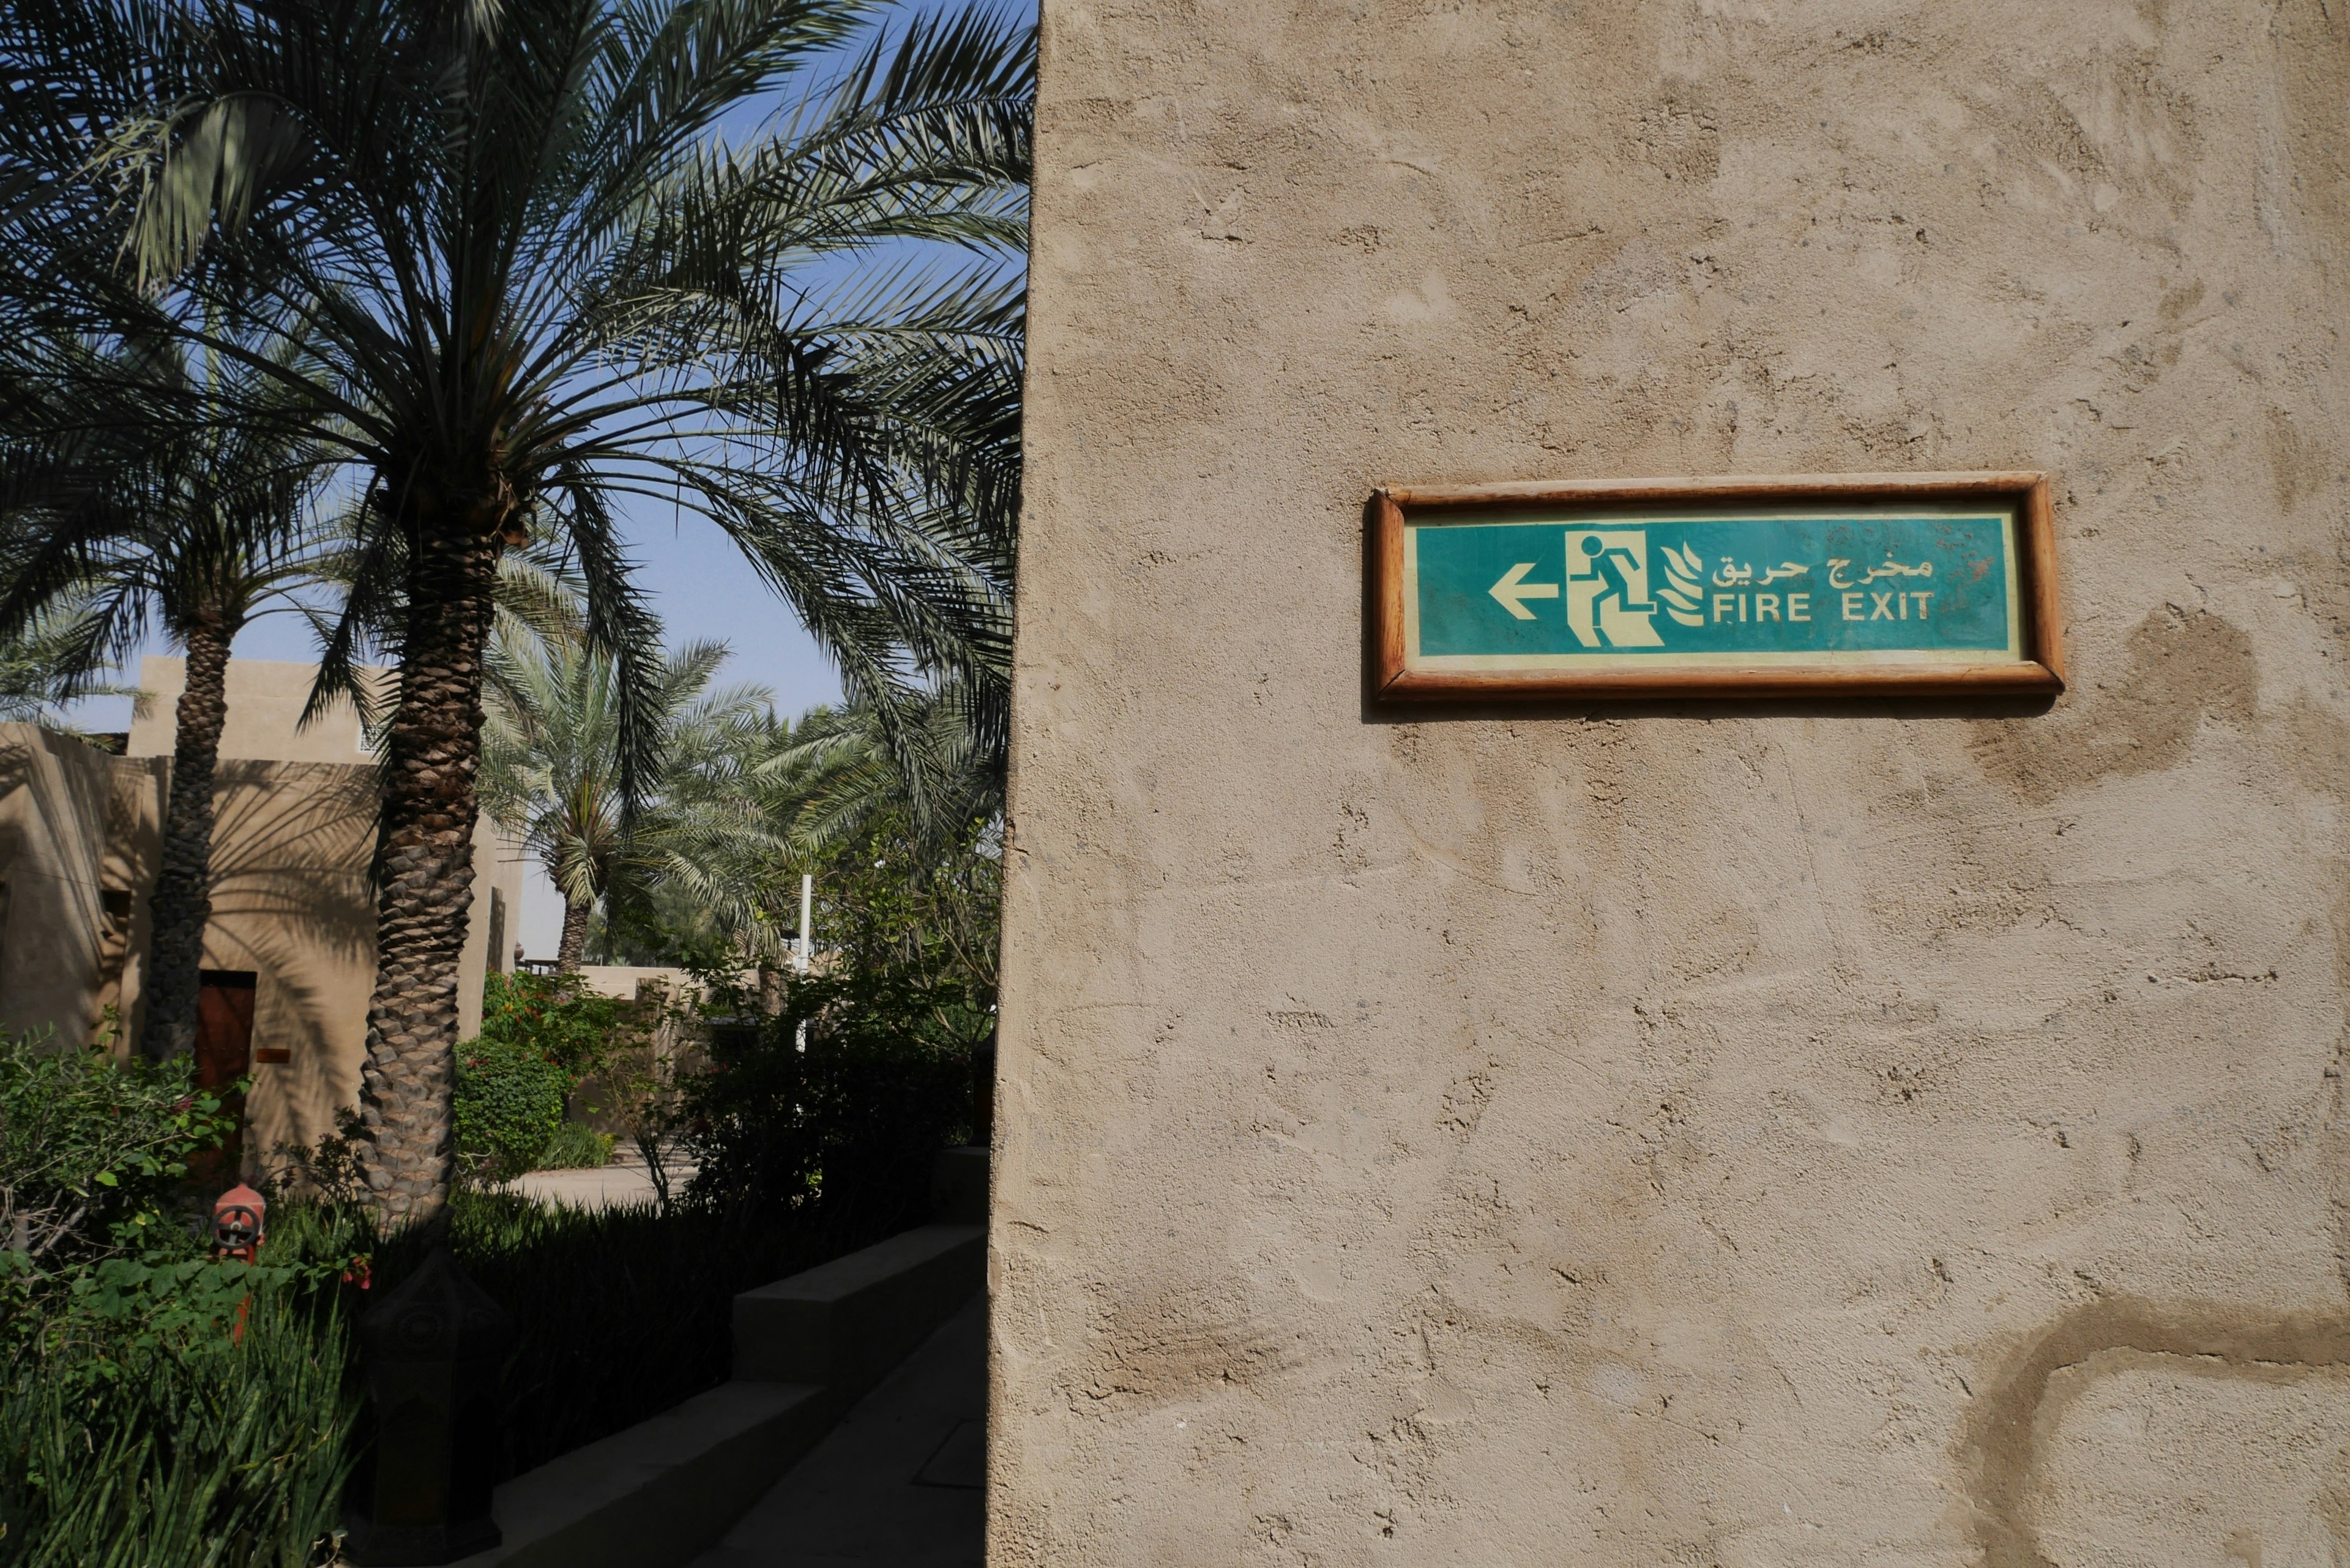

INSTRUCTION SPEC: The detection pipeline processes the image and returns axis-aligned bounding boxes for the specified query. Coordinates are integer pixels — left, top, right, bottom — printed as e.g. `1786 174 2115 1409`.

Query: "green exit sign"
1370 474 2064 700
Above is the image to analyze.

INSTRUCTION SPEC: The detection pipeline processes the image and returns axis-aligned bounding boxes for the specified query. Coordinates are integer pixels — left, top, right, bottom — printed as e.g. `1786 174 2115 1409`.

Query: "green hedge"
452 1036 567 1185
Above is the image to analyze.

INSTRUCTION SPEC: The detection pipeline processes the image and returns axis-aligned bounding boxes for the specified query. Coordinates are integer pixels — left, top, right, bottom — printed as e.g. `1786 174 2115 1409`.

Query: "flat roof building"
0 655 521 1170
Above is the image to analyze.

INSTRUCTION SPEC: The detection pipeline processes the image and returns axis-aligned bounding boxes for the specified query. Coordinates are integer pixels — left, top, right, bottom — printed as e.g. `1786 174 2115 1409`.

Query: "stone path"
692 1295 987 1568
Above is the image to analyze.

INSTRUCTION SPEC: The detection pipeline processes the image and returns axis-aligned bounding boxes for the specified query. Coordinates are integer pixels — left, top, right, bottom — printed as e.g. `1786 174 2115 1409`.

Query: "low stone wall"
453 1220 985 1568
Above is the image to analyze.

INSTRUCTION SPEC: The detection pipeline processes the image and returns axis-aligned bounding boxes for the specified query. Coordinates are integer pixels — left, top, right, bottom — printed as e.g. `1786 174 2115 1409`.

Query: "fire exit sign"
1368 474 2064 700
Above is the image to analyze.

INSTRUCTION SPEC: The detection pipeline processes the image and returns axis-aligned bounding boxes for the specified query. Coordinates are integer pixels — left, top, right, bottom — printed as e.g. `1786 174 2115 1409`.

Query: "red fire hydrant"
212 1184 267 1262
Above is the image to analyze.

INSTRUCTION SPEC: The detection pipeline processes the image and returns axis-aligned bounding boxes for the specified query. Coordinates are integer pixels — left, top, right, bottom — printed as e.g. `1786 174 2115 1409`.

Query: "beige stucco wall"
0 725 125 1048
571 965 704 1001
130 759 382 1163
108 761 518 1167
129 655 386 764
995 4 2350 1565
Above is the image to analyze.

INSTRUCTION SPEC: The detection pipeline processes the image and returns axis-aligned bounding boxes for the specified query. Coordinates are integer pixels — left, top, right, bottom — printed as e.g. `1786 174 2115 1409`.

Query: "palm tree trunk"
356 523 499 1225
141 620 233 1062
555 894 591 973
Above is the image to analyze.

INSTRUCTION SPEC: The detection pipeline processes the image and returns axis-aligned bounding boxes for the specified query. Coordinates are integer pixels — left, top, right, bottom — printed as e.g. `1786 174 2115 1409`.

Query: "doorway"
194 970 258 1179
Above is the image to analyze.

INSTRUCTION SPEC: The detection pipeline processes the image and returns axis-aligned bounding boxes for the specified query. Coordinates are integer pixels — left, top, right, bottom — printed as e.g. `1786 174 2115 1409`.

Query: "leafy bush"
457 973 649 1184
0 1028 237 1266
805 812 1002 1008
452 1036 567 1186
0 973 963 1565
534 1122 614 1171
2 1180 876 1561
476 971 630 1084
682 976 977 1235
0 1029 357 1568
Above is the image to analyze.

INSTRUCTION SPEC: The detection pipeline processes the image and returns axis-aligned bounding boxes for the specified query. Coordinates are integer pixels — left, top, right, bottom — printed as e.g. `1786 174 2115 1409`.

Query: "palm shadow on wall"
0 731 116 1042
199 760 381 1151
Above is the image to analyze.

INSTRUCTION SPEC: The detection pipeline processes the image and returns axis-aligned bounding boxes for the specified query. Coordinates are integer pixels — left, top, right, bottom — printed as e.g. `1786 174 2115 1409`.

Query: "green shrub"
0 1026 357 1568
0 1027 239 1268
452 1036 567 1186
458 973 646 1184
0 1006 913 1563
682 974 977 1235
2 1184 872 1553
534 1122 614 1171
476 972 630 1084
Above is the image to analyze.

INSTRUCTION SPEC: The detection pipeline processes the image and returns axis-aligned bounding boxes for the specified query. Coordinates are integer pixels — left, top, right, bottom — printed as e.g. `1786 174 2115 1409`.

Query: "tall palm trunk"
356 522 498 1223
555 894 590 973
141 619 233 1061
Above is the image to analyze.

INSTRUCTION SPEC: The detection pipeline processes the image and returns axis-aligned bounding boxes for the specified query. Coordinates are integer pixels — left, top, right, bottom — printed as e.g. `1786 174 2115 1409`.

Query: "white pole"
794 873 813 1053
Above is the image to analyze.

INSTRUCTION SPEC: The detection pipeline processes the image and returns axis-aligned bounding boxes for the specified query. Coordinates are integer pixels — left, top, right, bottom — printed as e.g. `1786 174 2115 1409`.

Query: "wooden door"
195 971 257 1088
193 970 257 1180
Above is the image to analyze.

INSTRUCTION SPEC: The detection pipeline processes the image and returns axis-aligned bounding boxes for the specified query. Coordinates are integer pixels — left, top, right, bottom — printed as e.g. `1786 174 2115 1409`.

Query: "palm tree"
0 596 130 725
480 629 769 973
0 348 338 1060
0 0 1029 1220
652 681 999 995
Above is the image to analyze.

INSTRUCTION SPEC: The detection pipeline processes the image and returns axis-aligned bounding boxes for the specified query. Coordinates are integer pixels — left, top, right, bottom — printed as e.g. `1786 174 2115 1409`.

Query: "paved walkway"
510 1158 693 1211
693 1296 987 1568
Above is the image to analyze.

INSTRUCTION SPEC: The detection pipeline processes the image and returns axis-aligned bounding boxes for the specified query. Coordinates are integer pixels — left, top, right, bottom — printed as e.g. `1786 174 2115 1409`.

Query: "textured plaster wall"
114 764 518 1160
994 2 2350 1564
0 724 119 1047
129 655 385 765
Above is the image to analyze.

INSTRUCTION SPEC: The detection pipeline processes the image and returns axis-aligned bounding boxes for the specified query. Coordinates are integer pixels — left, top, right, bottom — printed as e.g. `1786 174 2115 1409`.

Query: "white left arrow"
1488 561 1560 620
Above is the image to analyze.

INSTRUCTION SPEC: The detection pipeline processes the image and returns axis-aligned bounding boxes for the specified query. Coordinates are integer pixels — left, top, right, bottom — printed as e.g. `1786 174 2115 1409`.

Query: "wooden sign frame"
1367 471 2064 701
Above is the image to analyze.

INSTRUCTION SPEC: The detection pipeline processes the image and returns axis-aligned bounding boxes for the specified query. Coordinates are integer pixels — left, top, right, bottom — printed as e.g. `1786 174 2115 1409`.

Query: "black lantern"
343 1247 513 1565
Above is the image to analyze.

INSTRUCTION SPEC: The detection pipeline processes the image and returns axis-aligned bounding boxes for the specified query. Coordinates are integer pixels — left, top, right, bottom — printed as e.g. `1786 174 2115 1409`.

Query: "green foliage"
259 1109 370 1209
452 1037 567 1189
0 0 1033 813
534 1122 613 1172
651 698 1007 974
674 799 994 1229
0 597 133 726
583 880 729 968
0 1286 356 1568
682 991 976 1234
0 338 343 720
1 1177 886 1559
808 811 1002 1020
476 971 630 1085
0 1033 360 1568
0 1028 239 1268
0 1095 925 1564
480 630 772 942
